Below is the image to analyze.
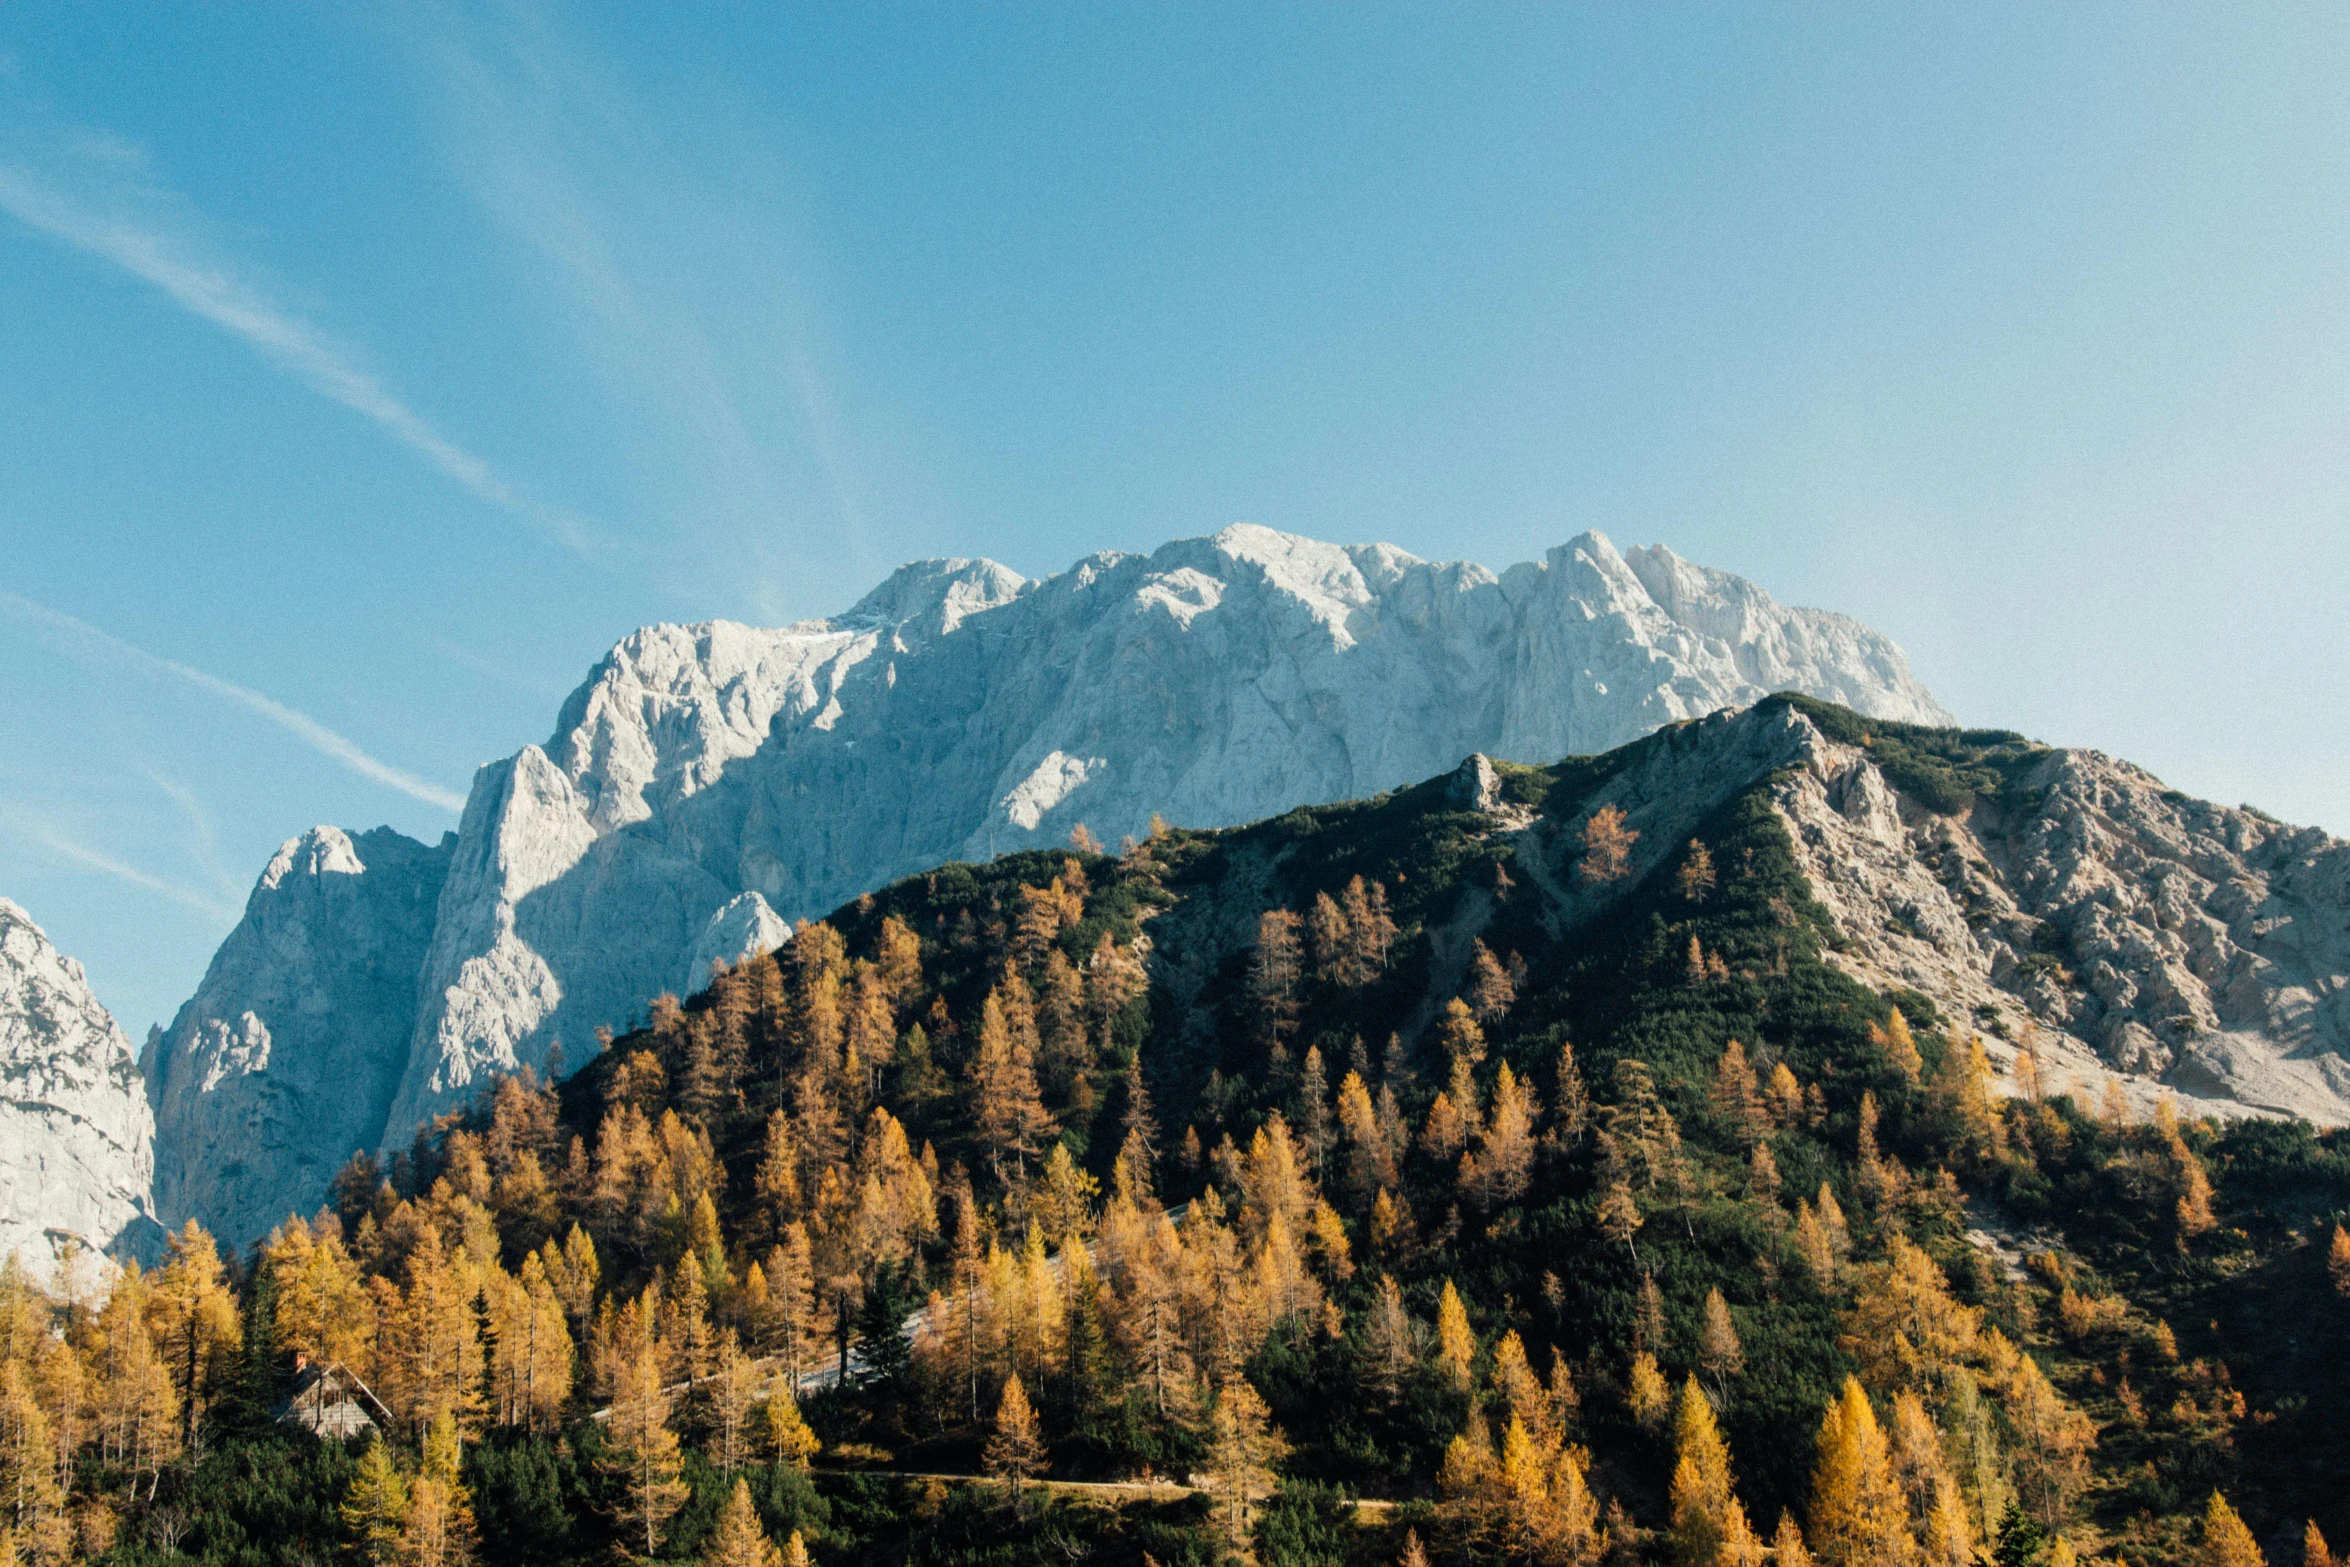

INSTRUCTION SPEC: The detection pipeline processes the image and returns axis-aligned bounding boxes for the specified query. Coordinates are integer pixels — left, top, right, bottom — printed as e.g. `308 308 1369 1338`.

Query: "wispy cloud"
0 119 597 554
139 769 246 903
400 5 881 616
0 803 242 924
0 591 468 813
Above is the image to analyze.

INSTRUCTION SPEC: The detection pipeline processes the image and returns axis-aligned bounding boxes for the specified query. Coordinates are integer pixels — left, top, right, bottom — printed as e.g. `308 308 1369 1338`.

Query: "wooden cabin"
273 1355 392 1440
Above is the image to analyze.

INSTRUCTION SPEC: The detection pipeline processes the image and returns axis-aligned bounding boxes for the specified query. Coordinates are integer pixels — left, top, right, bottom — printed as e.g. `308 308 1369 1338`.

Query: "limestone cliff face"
1488 704 2350 1126
145 828 449 1246
0 899 158 1274
156 525 1948 1243
1772 740 2350 1124
380 526 1948 1142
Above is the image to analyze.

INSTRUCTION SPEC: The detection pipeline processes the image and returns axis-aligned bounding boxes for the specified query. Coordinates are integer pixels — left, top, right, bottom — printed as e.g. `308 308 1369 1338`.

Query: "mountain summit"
145 525 1945 1245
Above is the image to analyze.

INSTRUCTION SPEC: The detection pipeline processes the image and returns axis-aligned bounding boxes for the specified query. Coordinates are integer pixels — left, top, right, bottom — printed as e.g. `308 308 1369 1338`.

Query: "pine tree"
1627 1352 1670 1431
1873 1010 1923 1085
1465 1062 1537 1208
1634 1272 1668 1357
0 1363 65 1567
1551 1041 1591 1150
1362 1274 1416 1401
983 1373 1046 1513
874 914 923 1011
1595 1138 1644 1265
702 1478 781 1567
1710 1041 1763 1139
1307 893 1350 987
2006 1351 2094 1530
147 1221 241 1442
1033 1143 1100 1246
2303 1521 2334 1567
709 1332 759 1475
2329 1226 2350 1298
780 1532 812 1567
401 1475 477 1567
1297 1045 1335 1184
404 1414 479 1567
1775 1513 1818 1567
341 1435 409 1567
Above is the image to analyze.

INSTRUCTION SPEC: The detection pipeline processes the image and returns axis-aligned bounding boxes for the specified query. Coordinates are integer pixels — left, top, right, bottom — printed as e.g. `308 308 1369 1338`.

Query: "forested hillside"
5 699 2348 1567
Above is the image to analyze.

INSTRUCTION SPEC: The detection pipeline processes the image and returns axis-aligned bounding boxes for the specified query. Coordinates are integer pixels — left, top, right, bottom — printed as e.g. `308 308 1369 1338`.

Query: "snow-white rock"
683 894 794 996
145 827 449 1248
0 898 159 1275
156 525 1949 1237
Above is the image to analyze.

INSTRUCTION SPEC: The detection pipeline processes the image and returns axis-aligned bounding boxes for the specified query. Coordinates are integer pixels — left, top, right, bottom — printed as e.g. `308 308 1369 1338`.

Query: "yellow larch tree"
1579 805 1638 884
701 1477 781 1567
604 1341 687 1558
1808 1377 1910 1567
1669 1378 1739 1567
145 1222 241 1443
2200 1492 2266 1567
1207 1375 1287 1553
1435 1281 1475 1390
982 1373 1046 1514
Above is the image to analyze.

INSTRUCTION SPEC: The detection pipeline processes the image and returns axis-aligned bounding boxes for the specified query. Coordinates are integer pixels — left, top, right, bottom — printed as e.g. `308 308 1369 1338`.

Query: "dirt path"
810 1466 1398 1519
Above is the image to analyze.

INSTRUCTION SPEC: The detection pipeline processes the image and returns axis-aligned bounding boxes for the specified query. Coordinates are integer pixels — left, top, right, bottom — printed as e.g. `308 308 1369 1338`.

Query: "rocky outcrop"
145 828 450 1246
1775 741 2350 1124
1495 703 2350 1126
157 525 1950 1240
0 899 159 1275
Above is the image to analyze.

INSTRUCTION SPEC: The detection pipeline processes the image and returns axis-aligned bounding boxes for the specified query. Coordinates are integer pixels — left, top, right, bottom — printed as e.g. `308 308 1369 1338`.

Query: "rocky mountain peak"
0 897 159 1275
149 525 1956 1245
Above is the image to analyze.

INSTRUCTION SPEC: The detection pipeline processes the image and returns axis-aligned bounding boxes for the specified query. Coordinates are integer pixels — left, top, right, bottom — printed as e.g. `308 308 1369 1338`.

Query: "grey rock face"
1776 742 2350 1124
161 525 1950 1240
146 827 449 1247
1509 704 2350 1126
0 898 159 1275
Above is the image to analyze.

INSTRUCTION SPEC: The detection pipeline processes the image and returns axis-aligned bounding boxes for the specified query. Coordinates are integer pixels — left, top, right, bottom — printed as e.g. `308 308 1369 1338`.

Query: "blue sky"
2 4 2345 1036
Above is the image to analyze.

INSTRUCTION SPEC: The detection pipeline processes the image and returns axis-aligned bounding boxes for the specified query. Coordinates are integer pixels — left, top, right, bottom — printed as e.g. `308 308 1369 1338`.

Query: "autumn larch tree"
1808 1377 1907 1567
1578 804 1638 884
1698 1289 1744 1400
1465 939 1517 1024
701 1477 781 1567
983 1373 1046 1514
1670 1377 1744 1567
1435 1281 1475 1390
1678 839 1717 903
605 1341 687 1557
2199 1492 2266 1567
341 1435 409 1567
970 987 1053 1183
1252 910 1305 1052
1208 1375 1286 1552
